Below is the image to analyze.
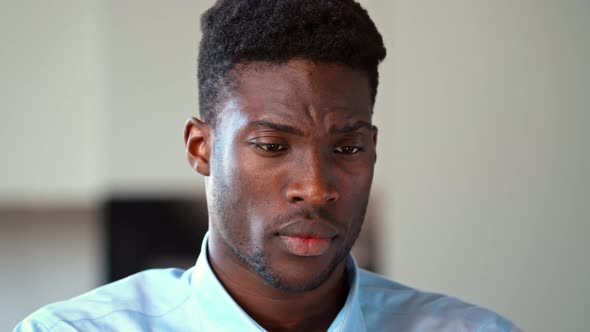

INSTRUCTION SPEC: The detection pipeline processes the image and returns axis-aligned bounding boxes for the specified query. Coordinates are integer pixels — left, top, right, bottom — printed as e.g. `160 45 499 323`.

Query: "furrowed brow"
332 121 373 134
247 120 304 136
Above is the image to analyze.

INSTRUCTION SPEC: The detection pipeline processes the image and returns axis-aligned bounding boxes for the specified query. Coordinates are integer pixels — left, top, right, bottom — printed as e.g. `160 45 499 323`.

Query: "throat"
206 230 351 331
238 271 349 332
210 250 349 331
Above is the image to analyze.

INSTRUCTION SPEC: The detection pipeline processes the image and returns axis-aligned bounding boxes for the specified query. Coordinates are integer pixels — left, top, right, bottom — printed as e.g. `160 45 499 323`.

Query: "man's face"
206 59 377 292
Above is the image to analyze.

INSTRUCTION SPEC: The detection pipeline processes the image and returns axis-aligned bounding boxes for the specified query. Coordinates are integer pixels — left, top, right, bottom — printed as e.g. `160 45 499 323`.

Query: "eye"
255 143 288 152
334 146 361 154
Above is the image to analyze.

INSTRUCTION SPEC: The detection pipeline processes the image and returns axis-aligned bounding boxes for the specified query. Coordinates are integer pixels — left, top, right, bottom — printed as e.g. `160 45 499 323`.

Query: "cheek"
335 168 374 233
226 154 285 230
239 152 287 196
338 165 374 198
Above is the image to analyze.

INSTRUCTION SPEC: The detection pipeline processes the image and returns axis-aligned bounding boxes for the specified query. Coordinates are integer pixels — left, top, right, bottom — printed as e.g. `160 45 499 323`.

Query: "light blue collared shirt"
16 234 519 331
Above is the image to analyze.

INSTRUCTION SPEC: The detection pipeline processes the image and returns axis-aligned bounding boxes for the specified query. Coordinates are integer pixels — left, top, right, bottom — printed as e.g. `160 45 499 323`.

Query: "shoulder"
357 269 519 331
15 268 193 332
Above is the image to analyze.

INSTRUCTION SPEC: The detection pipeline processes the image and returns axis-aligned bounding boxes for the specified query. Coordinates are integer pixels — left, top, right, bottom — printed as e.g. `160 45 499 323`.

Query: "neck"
208 233 350 332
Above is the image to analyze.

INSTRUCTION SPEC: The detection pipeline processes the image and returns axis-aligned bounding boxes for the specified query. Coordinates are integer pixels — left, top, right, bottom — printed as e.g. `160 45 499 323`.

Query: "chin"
265 268 335 293
254 250 348 293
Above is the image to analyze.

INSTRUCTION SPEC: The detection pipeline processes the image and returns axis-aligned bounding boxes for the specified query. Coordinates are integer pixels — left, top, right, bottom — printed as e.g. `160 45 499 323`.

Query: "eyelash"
334 146 362 154
255 143 288 152
254 143 363 155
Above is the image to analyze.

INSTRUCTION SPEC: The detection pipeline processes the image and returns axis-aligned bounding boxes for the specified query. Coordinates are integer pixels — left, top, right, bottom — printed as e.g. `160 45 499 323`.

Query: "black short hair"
198 0 386 125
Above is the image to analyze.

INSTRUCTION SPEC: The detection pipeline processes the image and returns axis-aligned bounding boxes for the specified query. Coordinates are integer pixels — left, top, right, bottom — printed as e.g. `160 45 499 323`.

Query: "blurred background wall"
1 0 588 331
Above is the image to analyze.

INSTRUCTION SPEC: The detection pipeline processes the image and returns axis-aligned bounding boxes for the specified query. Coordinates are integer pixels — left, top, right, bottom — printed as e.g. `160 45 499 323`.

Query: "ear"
372 125 378 164
184 117 212 176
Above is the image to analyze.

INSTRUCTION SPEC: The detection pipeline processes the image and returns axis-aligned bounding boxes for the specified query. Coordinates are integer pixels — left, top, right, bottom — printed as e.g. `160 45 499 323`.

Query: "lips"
279 235 332 256
276 220 338 257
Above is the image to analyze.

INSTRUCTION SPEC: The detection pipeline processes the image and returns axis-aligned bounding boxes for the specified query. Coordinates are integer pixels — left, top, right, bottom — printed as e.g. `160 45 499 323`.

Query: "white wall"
0 0 105 204
103 0 211 193
0 0 210 203
368 1 590 331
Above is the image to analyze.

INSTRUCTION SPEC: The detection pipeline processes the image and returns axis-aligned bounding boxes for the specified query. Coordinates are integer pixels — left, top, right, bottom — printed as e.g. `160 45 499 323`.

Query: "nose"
285 152 339 206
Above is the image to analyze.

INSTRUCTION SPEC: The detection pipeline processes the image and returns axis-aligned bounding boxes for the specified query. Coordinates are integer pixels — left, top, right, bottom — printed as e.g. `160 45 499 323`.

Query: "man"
16 1 519 331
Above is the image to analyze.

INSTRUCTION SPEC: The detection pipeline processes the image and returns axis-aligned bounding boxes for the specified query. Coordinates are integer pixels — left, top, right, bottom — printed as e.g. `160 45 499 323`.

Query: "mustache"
270 207 337 228
270 207 341 238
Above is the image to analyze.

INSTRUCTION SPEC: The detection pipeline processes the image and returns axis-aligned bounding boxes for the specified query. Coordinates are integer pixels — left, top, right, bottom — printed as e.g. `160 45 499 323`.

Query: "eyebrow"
331 121 373 134
247 120 305 136
246 119 373 136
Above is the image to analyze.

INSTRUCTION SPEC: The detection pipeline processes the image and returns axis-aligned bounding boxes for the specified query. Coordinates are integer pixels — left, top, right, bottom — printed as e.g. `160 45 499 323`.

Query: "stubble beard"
234 239 353 292
209 159 368 292
214 201 366 293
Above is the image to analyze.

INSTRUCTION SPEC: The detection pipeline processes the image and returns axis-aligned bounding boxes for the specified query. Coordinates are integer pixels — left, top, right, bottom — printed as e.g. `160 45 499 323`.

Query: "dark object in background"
103 196 209 283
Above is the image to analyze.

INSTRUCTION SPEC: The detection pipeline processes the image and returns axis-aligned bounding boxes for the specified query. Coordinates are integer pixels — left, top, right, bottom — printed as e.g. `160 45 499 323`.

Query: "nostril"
327 192 339 204
293 196 304 202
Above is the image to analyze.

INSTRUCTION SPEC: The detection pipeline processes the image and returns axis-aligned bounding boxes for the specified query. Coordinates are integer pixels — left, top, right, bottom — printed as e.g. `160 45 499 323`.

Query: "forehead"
222 59 373 125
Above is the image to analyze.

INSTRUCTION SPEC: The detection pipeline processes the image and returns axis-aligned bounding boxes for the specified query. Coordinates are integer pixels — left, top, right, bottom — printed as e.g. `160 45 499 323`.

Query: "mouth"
274 217 339 257
278 235 333 257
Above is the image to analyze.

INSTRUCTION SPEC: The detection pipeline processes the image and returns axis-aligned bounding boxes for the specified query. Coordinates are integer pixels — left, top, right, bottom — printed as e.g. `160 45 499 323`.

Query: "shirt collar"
190 233 366 332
